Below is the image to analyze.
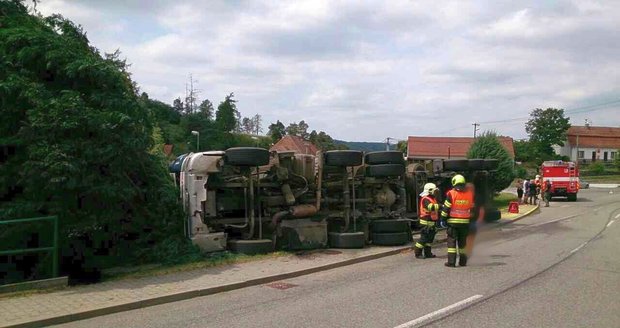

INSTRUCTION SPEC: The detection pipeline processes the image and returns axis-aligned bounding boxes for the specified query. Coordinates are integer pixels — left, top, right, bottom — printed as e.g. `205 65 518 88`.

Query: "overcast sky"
37 0 620 142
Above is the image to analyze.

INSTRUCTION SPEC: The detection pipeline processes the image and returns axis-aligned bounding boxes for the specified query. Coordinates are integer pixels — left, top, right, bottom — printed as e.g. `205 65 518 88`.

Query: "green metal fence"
0 216 59 277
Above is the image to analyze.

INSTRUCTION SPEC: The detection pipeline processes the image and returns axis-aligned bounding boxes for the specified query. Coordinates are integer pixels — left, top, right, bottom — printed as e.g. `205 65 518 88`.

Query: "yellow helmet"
451 174 466 186
423 183 437 194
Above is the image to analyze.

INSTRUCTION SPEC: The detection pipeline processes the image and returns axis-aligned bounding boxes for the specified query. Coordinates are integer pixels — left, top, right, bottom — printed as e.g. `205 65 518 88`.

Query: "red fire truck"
540 160 579 201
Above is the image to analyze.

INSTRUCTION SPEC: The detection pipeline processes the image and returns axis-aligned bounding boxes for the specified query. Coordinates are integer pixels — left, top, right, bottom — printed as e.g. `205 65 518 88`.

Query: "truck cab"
541 160 579 201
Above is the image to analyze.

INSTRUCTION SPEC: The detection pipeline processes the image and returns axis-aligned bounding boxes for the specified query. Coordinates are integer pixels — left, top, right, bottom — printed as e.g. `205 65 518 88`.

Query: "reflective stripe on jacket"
419 195 439 221
441 188 474 224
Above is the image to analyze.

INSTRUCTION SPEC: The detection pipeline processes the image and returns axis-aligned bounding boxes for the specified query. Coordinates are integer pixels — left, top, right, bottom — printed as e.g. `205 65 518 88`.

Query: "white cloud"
36 0 620 141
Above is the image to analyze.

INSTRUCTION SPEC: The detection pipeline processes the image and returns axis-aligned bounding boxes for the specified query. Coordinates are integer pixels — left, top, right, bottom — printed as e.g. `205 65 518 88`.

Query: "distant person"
543 179 552 207
516 180 524 204
523 179 530 204
528 179 538 205
535 175 542 201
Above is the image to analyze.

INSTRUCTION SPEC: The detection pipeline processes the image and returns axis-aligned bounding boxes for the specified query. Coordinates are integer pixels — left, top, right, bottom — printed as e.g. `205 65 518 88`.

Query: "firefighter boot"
414 243 425 259
445 253 456 267
424 246 436 258
459 254 468 267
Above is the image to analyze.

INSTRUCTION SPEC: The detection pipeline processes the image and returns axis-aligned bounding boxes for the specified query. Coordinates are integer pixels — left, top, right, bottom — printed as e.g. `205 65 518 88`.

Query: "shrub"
588 162 606 175
467 132 515 193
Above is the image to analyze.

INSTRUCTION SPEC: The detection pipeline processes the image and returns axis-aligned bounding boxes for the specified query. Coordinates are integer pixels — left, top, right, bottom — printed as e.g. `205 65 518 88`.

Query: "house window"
612 152 617 160
577 151 584 159
604 152 608 161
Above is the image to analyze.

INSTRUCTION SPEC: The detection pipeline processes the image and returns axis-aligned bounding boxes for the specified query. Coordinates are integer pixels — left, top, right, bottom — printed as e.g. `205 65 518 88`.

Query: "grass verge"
582 175 620 183
492 192 518 210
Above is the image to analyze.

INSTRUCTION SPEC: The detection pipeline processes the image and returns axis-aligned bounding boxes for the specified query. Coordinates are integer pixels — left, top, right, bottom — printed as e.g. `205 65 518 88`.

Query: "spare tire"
225 147 270 166
365 151 404 165
370 219 410 233
468 159 485 170
324 150 363 167
372 232 410 246
443 159 468 171
367 164 405 177
227 239 274 255
484 159 499 170
328 232 365 248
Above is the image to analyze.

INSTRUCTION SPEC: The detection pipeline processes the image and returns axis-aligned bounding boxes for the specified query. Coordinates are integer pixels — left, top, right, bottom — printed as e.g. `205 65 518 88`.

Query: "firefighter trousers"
446 223 469 266
414 225 437 258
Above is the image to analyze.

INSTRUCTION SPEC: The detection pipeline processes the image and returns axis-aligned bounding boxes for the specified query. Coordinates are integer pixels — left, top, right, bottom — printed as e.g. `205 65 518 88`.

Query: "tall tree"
252 114 263 135
268 120 286 142
172 97 184 114
525 108 571 156
198 99 214 120
285 122 300 136
215 93 239 132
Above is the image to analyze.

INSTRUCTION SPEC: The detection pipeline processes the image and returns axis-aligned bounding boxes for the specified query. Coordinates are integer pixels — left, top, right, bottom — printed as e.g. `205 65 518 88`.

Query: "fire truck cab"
541 160 579 202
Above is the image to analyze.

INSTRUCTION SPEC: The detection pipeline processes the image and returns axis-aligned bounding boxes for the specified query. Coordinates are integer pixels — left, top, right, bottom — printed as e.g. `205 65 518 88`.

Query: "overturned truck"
170 148 498 254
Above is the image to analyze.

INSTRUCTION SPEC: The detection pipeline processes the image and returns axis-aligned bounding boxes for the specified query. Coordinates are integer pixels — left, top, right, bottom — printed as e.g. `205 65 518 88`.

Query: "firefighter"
414 183 440 259
441 174 475 268
542 179 552 207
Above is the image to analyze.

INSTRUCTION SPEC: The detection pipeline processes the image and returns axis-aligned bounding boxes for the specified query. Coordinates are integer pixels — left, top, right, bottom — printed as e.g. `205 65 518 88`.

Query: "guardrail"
0 216 59 278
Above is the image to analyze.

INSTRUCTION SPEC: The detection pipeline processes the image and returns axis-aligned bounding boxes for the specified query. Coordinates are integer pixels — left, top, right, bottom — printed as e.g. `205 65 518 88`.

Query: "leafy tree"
0 1 183 279
397 140 407 154
252 114 263 135
308 130 346 150
268 120 286 142
215 93 238 132
198 99 214 120
525 108 570 156
467 132 515 193
285 122 299 136
240 117 254 134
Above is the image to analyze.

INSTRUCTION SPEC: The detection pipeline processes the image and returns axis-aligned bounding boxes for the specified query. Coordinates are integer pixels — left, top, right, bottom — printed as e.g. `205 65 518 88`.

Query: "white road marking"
570 242 587 254
607 220 615 228
615 213 620 219
394 295 484 328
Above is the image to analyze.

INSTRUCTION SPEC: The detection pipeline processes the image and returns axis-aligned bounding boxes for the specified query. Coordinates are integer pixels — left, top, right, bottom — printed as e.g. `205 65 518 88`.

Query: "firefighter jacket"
419 195 439 226
441 187 474 224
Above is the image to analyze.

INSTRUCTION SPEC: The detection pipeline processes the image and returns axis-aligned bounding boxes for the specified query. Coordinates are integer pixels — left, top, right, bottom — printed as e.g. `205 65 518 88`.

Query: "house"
270 135 319 155
553 125 620 163
407 136 515 160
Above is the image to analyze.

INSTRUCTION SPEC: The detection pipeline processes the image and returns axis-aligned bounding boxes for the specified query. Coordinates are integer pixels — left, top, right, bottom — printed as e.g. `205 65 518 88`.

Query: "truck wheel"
484 208 501 222
366 164 405 177
468 159 485 170
225 147 270 166
371 232 410 246
567 194 577 202
484 159 499 170
328 232 365 248
227 239 274 255
370 219 410 233
365 151 404 165
324 150 363 167
443 159 468 171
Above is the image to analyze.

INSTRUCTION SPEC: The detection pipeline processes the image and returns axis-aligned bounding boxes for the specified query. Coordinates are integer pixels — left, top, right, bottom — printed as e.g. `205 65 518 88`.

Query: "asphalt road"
53 188 620 328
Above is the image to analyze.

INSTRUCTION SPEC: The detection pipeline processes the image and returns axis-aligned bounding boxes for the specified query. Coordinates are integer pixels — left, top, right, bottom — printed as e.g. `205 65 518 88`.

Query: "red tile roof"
407 136 515 159
270 135 319 155
566 126 620 149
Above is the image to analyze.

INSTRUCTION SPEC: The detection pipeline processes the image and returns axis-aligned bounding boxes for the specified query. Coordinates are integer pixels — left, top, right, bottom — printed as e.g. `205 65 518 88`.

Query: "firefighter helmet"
451 174 466 186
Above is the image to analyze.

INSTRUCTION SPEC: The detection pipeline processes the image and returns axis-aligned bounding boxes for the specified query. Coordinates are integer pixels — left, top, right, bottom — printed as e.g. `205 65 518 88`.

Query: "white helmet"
423 183 438 194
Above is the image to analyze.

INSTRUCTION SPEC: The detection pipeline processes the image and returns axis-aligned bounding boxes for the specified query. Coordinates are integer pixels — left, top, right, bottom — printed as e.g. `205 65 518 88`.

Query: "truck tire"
372 232 410 246
484 159 499 171
227 239 274 255
468 159 485 170
484 208 501 222
365 151 404 165
328 232 365 248
370 219 410 233
225 147 270 166
443 159 468 171
567 193 577 202
366 164 405 177
324 150 363 167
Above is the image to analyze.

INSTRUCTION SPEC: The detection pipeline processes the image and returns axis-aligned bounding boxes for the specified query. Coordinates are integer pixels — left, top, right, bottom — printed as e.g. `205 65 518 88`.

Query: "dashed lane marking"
607 220 615 228
570 242 587 254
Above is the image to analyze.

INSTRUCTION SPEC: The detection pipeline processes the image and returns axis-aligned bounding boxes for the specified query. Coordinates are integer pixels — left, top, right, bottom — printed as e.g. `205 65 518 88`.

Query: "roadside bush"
514 165 527 179
467 132 515 193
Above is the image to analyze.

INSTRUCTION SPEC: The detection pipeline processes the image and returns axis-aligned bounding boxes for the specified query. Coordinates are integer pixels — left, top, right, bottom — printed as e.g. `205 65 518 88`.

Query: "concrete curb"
496 203 541 227
5 245 412 328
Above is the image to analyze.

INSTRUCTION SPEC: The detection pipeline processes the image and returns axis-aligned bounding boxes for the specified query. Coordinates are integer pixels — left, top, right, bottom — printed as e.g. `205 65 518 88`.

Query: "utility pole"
472 123 480 138
385 137 395 151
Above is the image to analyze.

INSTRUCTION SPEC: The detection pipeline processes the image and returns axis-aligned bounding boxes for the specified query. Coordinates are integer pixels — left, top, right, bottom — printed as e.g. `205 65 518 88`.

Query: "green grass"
492 192 519 210
102 251 291 281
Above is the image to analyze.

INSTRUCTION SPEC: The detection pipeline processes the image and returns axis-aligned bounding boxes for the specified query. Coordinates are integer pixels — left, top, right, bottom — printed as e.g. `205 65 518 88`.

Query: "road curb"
5 245 412 328
496 203 540 227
